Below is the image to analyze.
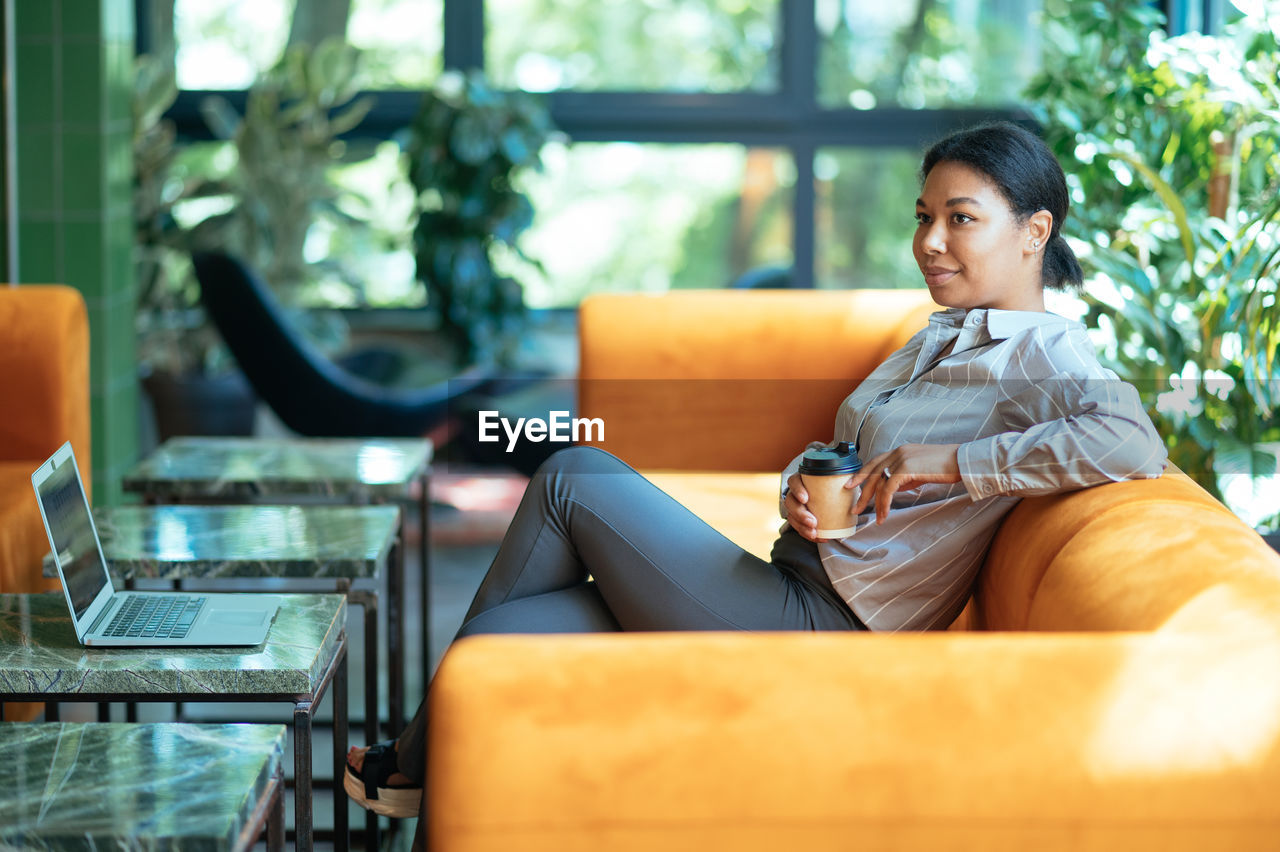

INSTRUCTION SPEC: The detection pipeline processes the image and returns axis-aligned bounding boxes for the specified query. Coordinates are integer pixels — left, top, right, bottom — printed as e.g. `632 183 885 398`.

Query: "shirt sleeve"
956 334 1168 500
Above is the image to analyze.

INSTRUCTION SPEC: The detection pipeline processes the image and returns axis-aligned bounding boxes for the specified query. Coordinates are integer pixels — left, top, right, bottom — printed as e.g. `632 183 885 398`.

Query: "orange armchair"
426 290 1280 851
0 285 91 594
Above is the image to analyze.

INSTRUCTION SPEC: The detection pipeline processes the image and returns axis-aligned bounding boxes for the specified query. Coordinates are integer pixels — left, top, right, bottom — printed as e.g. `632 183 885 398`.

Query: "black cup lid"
798 441 862 475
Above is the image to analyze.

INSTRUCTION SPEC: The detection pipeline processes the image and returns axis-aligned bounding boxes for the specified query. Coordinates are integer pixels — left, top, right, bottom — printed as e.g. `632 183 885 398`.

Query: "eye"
950 212 974 224
914 212 930 225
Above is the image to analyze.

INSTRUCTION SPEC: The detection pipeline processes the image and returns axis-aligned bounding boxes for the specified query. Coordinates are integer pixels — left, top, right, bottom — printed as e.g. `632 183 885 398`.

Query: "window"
154 0 1227 307
816 0 1043 109
815 148 920 290
486 0 780 93
174 0 443 90
518 143 793 307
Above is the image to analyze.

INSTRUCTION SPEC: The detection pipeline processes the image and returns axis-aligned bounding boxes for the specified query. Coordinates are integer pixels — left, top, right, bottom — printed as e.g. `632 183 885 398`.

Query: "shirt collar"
929 307 1077 340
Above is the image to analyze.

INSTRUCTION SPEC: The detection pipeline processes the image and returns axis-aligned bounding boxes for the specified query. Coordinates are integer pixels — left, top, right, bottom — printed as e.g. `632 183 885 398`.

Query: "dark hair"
921 121 1083 292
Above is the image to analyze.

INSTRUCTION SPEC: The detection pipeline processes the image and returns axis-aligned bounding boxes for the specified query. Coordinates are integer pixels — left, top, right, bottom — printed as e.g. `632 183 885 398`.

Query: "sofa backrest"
578 289 939 471
976 470 1280 633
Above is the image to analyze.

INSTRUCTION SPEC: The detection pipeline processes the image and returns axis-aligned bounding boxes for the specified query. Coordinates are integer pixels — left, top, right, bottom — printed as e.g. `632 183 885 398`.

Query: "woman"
345 121 1168 816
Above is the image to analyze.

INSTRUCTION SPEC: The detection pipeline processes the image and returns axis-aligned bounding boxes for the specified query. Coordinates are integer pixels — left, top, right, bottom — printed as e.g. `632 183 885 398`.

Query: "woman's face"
912 160 1049 312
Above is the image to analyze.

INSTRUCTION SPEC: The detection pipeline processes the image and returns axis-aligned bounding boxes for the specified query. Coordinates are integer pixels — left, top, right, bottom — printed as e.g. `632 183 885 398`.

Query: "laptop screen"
33 450 108 621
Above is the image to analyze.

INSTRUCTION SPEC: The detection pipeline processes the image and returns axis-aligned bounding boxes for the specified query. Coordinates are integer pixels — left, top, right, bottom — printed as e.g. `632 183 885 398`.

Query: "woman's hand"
850 443 962 525
784 472 823 541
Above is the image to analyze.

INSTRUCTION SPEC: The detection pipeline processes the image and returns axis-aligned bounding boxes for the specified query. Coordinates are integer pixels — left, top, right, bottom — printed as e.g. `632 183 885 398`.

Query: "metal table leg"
267 767 286 852
294 698 315 852
333 643 350 852
388 537 405 737
419 470 431 674
345 584 381 852
295 637 349 852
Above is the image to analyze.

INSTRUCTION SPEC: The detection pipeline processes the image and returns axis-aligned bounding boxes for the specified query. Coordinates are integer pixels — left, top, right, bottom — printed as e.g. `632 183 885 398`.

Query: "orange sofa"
0 284 91 593
426 290 1280 851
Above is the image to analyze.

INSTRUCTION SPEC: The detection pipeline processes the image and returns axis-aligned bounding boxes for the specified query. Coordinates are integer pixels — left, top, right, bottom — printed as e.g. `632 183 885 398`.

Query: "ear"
1024 210 1053 255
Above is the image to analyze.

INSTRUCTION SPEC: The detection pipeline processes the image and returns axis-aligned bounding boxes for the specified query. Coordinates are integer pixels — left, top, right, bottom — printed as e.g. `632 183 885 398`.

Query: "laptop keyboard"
104 595 207 639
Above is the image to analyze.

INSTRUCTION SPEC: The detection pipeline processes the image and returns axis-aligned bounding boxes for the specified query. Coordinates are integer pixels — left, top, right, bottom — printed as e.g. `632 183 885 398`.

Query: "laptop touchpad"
209 610 268 626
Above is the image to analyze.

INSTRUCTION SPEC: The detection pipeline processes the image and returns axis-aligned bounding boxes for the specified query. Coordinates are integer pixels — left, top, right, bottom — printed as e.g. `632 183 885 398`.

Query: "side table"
0 722 286 851
43 502 400 850
122 436 432 735
0 592 348 852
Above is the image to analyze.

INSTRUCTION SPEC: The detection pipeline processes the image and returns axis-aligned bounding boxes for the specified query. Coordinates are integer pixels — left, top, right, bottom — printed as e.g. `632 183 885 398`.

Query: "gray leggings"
393 445 864 781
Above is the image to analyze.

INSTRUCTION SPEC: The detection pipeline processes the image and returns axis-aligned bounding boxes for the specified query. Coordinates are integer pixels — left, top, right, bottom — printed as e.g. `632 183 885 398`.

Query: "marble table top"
122 437 433 501
0 593 345 698
1 722 283 851
42 504 400 582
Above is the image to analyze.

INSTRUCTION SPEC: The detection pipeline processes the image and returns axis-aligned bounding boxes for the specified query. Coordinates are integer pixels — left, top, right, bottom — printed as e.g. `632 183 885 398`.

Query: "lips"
922 267 958 287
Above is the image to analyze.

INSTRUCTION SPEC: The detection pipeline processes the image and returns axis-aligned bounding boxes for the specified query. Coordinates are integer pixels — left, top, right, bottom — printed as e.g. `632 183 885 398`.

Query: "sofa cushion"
644 471 781 558
430 630 1280 852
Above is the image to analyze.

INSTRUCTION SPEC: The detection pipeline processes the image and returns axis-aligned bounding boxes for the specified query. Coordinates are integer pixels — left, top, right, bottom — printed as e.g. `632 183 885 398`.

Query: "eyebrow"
916 196 984 207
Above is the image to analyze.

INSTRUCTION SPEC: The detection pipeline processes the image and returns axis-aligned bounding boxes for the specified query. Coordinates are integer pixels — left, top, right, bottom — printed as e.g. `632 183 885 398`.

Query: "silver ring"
882 467 892 480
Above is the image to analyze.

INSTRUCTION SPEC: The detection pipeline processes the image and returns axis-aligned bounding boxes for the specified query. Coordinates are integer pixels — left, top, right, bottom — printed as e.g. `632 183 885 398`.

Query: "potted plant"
135 40 383 440
134 54 256 440
404 70 560 369
1026 0 1280 528
197 37 377 308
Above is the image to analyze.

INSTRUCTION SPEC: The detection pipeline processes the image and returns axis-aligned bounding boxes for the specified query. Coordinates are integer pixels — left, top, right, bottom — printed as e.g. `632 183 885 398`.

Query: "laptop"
32 441 280 647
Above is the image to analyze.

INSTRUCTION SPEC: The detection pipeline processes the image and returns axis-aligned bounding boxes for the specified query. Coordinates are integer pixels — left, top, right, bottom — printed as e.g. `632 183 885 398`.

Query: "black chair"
192 251 492 437
728 264 793 289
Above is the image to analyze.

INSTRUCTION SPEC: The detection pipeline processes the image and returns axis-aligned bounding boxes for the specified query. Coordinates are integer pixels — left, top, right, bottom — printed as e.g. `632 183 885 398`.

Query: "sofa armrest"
0 285 89 602
0 285 91 468
428 631 1280 852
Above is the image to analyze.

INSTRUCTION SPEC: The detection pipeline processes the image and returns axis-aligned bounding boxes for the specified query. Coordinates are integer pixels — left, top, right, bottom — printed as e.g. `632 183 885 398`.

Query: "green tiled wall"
15 0 136 505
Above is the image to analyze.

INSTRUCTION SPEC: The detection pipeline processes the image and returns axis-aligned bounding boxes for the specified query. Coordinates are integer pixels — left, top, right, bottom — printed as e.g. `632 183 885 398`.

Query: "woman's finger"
785 489 818 540
851 451 893 514
875 470 898 524
786 473 808 504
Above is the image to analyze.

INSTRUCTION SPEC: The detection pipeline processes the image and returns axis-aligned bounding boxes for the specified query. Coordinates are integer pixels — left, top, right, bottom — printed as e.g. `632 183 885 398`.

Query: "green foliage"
406 70 559 367
1027 0 1280 511
197 38 378 305
133 54 232 376
134 38 386 377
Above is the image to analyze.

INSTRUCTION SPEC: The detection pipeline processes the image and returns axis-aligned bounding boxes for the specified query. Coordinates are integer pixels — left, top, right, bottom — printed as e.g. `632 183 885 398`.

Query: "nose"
919 222 946 255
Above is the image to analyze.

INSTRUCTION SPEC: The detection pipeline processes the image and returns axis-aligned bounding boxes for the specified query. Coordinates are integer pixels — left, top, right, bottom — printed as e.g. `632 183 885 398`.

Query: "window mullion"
782 0 818 288
444 0 483 71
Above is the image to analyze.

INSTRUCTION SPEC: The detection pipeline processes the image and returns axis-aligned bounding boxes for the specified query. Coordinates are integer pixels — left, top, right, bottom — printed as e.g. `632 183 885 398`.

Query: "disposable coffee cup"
798 442 862 538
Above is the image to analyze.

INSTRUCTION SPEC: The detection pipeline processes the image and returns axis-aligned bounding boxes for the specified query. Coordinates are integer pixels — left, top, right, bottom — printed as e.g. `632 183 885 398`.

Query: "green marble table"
40 503 399 851
121 437 432 502
0 722 285 851
52 504 401 582
122 436 432 735
0 593 348 852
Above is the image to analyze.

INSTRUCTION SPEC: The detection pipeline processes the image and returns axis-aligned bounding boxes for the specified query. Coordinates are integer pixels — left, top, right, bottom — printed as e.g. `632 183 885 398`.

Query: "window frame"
146 0 1219 293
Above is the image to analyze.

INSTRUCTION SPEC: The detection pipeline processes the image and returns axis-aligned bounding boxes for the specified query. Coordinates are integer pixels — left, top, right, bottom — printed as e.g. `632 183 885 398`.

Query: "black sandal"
343 742 422 818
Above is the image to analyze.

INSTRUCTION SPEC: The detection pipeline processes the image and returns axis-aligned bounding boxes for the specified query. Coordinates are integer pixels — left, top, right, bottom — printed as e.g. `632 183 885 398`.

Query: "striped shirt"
781 307 1168 632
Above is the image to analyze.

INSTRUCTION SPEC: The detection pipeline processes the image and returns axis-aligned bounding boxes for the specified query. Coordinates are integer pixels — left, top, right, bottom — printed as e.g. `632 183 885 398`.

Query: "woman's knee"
535 445 632 478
